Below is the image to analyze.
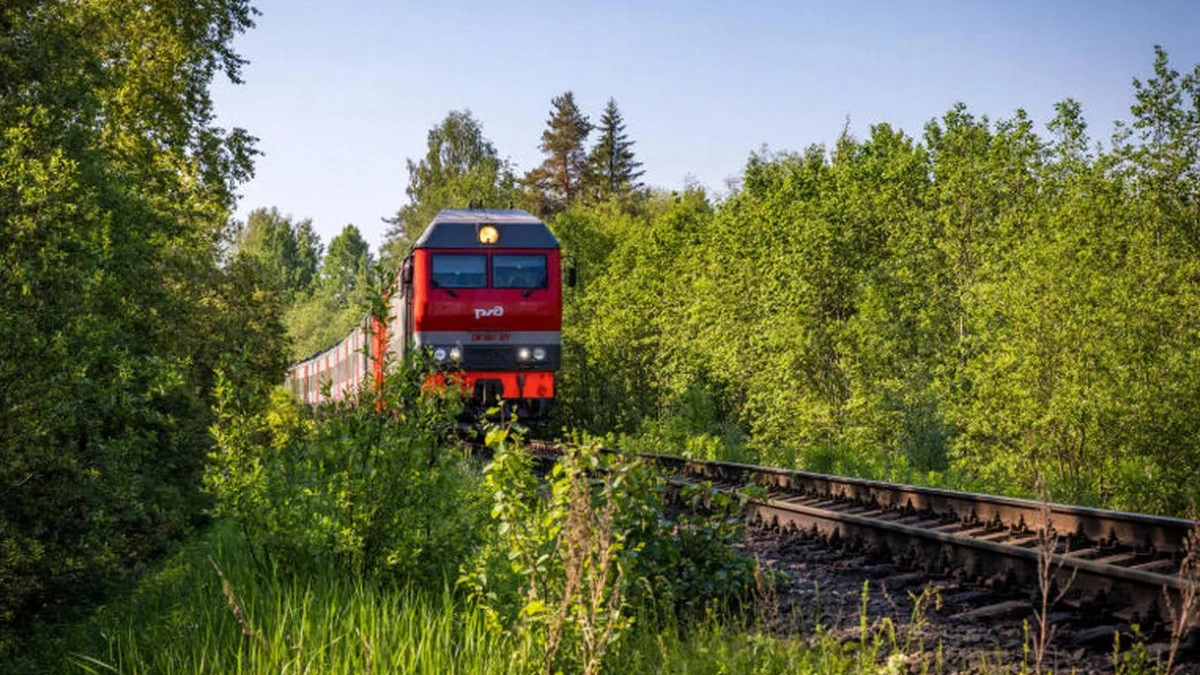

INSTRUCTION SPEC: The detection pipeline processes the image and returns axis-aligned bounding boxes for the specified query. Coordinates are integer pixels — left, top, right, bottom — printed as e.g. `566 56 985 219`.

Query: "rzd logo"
474 305 504 319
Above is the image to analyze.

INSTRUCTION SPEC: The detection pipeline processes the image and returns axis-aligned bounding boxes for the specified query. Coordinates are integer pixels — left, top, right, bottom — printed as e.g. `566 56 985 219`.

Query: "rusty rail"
649 453 1199 627
529 441 1199 628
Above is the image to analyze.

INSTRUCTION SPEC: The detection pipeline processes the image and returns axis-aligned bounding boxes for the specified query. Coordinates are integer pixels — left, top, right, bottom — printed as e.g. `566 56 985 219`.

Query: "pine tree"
524 91 592 216
587 98 645 203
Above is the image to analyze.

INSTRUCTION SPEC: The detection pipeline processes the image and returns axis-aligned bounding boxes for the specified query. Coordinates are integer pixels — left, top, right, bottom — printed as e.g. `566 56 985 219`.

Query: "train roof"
412 209 560 250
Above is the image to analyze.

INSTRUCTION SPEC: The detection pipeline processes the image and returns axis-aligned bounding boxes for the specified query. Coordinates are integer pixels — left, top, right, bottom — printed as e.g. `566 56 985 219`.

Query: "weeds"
1031 475 1077 675
754 555 780 628
548 459 628 675
206 357 484 586
209 555 266 649
1163 509 1200 674
464 431 639 674
23 523 513 673
1112 625 1157 675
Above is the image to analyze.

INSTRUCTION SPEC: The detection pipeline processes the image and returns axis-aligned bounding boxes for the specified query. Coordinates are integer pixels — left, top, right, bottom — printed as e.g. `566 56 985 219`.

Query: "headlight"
433 347 447 362
533 347 546 361
517 347 531 362
449 346 462 361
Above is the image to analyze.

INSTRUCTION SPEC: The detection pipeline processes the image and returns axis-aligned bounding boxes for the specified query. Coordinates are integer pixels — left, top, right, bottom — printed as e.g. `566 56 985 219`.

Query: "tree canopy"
551 48 1200 517
284 223 377 360
0 0 287 647
235 207 323 301
523 91 592 217
383 110 516 263
320 224 373 303
586 98 645 204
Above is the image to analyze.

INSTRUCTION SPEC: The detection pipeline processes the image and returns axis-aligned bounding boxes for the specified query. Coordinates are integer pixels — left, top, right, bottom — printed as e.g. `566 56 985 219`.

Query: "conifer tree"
587 98 645 202
524 91 592 216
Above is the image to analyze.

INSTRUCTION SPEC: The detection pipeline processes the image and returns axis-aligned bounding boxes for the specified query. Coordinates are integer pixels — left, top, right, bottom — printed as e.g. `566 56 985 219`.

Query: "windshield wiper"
522 281 547 299
431 279 457 298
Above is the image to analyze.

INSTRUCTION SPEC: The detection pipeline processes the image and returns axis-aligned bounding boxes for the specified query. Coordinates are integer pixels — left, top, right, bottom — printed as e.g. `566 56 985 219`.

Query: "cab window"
493 254 547 289
431 254 487 288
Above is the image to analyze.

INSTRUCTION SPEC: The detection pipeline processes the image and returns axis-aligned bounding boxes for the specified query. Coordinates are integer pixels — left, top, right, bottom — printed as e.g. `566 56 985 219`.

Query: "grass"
19 517 1177 674
9 520 935 675
10 522 514 674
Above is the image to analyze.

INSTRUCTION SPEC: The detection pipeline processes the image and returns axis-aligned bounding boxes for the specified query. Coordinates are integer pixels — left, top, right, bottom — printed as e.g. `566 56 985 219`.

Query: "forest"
257 47 1200 517
550 59 1200 518
3 0 1200 668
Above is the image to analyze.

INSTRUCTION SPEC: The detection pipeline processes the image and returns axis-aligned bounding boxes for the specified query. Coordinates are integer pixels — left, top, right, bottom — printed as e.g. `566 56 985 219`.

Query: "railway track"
654 454 1198 630
527 440 1199 636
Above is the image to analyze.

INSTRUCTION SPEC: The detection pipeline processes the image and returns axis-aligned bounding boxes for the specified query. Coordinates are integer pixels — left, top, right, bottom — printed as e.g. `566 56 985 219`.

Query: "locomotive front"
399 209 564 420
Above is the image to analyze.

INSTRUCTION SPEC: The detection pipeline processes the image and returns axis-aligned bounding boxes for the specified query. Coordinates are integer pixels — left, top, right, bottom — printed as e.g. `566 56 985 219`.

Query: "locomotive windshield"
493 254 547 289
431 254 487 288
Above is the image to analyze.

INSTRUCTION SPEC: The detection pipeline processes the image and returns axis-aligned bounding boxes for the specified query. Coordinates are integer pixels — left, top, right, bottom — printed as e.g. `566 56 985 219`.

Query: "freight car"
285 208 567 421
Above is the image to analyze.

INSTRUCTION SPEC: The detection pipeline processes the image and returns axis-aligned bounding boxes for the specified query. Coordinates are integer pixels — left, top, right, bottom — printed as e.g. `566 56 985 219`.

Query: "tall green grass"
29 518 1154 674
12 521 946 675
13 522 514 674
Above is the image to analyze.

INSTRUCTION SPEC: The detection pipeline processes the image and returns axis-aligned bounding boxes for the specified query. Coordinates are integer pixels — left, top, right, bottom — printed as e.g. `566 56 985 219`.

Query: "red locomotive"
286 209 567 421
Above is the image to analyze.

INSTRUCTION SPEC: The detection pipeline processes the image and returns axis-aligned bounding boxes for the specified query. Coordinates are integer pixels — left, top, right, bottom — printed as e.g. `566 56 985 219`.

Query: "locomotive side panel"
387 271 410 365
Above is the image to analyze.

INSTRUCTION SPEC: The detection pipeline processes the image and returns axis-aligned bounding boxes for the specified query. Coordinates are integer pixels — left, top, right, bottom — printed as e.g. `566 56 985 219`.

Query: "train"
284 208 569 421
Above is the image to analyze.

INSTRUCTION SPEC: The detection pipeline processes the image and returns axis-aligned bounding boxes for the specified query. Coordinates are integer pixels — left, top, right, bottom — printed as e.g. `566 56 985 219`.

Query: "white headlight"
449 347 462 361
533 347 546 361
433 348 447 362
517 347 531 361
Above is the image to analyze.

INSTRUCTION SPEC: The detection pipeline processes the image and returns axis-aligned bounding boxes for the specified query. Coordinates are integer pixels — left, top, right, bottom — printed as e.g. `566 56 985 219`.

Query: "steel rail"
644 454 1196 554
643 453 1199 625
528 441 1198 626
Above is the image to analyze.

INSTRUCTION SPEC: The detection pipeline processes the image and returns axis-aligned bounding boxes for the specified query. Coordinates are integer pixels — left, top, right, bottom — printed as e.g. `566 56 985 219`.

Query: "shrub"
205 353 486 586
462 427 759 674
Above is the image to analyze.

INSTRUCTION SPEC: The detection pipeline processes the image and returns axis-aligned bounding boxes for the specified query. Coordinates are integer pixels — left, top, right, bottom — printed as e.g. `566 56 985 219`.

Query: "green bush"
462 428 758 674
206 354 486 586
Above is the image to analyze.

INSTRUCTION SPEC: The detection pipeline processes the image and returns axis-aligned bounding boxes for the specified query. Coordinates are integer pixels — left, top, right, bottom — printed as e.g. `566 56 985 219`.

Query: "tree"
284 224 376 360
235 207 323 301
0 0 279 645
586 98 645 204
319 224 372 304
524 91 592 217
383 110 516 262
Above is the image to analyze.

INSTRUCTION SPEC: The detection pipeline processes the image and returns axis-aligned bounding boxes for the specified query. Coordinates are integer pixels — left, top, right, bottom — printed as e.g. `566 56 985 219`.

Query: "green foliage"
383 110 518 262
0 0 275 652
283 291 369 360
462 430 635 673
283 251 379 362
10 523 519 675
524 91 593 217
630 384 755 465
5 521 960 675
552 191 717 435
234 206 323 302
585 98 646 206
553 50 1200 517
206 355 485 586
463 428 757 674
319 224 373 303
232 214 378 362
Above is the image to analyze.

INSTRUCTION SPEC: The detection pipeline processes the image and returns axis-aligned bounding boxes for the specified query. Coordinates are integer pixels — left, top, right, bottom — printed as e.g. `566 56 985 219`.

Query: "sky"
211 0 1200 252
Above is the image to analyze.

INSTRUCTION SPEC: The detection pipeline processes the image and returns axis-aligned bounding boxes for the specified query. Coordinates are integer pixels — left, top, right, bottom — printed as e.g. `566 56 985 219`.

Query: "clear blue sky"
211 0 1200 252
